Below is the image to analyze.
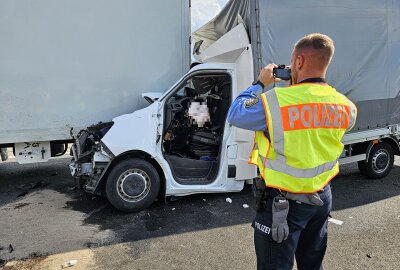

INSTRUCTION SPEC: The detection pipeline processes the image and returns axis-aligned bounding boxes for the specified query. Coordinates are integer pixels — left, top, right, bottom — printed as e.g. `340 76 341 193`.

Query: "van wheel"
105 158 160 212
358 142 394 179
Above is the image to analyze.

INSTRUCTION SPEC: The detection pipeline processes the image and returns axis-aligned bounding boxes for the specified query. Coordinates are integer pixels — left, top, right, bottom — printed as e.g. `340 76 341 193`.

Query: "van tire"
105 158 160 212
358 142 394 179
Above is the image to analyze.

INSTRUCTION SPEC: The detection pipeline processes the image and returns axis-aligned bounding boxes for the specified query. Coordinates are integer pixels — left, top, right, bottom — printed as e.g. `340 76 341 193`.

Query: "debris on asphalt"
349 216 353 219
84 204 108 218
172 208 176 211
242 204 249 209
18 183 31 189
17 191 29 198
225 198 232 203
16 181 48 198
169 196 182 202
367 254 372 258
0 246 4 250
202 199 206 202
8 244 14 253
62 259 78 268
4 261 17 267
32 181 46 189
328 218 343 225
28 252 46 258
14 203 30 209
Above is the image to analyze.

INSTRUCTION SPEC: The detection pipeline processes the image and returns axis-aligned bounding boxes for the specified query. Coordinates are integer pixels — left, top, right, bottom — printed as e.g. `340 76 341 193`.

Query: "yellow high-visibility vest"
249 83 357 193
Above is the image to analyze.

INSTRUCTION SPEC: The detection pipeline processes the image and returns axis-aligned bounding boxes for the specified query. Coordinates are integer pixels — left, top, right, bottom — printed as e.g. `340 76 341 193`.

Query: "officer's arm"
227 85 268 131
347 101 358 132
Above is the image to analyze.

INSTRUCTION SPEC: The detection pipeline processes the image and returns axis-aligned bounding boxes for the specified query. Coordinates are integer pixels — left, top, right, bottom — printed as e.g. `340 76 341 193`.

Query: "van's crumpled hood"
112 102 158 121
103 102 159 157
142 92 163 104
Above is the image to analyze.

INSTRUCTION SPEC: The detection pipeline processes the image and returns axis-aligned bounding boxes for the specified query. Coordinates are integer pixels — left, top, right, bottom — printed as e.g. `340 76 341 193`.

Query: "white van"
70 24 257 212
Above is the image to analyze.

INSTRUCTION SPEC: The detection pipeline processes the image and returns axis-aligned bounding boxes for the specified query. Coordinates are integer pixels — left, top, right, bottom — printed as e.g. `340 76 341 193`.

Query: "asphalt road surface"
0 156 399 270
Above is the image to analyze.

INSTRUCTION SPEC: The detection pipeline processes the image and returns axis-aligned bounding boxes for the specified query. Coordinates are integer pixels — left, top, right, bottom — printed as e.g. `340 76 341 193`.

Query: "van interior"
162 73 231 184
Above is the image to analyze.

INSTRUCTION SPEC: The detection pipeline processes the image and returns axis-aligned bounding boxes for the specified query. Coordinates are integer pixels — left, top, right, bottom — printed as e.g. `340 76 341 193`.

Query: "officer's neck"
296 71 326 84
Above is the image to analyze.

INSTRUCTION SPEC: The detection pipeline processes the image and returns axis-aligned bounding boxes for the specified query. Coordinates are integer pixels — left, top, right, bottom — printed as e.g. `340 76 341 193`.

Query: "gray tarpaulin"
192 0 250 53
194 0 400 132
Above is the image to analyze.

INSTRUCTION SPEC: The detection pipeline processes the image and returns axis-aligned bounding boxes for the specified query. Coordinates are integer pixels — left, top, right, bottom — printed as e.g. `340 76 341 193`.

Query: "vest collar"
297 77 326 84
285 78 329 88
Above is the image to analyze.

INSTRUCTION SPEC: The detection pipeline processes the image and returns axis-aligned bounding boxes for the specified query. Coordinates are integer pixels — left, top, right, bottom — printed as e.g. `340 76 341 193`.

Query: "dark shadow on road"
331 162 400 211
0 159 67 207
0 158 255 259
65 188 256 246
1 158 399 259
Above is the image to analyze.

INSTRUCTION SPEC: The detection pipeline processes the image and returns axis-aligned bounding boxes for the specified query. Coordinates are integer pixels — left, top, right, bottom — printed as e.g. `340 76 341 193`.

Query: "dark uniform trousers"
253 184 332 270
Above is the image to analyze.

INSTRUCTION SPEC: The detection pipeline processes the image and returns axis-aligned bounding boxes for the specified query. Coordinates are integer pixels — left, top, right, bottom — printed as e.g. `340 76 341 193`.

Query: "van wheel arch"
97 150 166 200
380 137 400 156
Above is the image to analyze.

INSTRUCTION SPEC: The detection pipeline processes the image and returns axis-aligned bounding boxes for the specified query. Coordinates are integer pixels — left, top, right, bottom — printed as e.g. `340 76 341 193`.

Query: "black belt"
265 183 331 197
264 187 283 197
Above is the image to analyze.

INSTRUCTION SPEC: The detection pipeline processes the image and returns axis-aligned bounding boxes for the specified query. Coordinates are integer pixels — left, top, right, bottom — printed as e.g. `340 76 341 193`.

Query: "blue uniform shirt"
227 84 268 131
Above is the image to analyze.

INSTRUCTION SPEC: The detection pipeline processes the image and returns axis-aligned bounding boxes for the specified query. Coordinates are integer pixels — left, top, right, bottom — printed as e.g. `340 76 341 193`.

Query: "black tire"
357 142 394 179
105 158 160 212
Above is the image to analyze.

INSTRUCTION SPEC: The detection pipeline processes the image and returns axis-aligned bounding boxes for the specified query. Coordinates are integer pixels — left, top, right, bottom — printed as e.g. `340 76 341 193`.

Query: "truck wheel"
105 158 160 212
357 142 394 179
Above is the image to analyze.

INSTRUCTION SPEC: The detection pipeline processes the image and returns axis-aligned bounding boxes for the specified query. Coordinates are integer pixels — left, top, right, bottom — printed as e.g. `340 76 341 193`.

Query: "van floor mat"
165 155 218 185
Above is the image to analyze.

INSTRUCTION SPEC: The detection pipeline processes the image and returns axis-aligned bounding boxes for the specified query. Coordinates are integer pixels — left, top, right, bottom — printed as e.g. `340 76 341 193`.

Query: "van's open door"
228 128 257 180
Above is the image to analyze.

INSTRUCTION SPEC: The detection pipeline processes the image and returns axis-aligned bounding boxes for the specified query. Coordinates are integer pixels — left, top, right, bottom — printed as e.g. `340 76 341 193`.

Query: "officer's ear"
296 55 304 70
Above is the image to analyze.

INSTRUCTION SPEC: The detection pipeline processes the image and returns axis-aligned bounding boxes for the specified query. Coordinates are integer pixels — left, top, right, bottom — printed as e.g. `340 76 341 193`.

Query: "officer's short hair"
294 33 335 68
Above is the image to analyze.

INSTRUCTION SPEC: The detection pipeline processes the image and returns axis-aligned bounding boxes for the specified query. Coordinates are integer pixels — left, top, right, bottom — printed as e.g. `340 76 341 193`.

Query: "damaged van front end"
69 122 114 194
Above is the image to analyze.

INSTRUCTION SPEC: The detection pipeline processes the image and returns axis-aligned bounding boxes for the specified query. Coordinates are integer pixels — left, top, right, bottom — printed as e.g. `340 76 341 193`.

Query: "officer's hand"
258 64 281 86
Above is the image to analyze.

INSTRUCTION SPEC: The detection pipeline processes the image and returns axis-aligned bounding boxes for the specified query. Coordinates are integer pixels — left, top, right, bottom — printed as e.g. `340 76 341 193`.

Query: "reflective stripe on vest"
261 154 337 178
342 96 357 130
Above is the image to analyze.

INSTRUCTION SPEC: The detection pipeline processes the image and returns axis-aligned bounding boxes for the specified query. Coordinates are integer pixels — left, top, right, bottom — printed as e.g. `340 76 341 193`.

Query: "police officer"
227 33 357 270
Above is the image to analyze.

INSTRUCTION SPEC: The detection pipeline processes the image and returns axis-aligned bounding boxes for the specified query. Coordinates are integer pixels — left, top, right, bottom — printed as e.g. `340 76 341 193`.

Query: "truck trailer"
69 0 400 212
0 0 190 163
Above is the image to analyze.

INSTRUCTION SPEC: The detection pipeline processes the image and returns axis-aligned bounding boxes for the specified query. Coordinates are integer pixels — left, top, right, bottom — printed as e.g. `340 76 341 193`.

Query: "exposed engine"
69 122 113 192
70 122 113 162
163 75 231 161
